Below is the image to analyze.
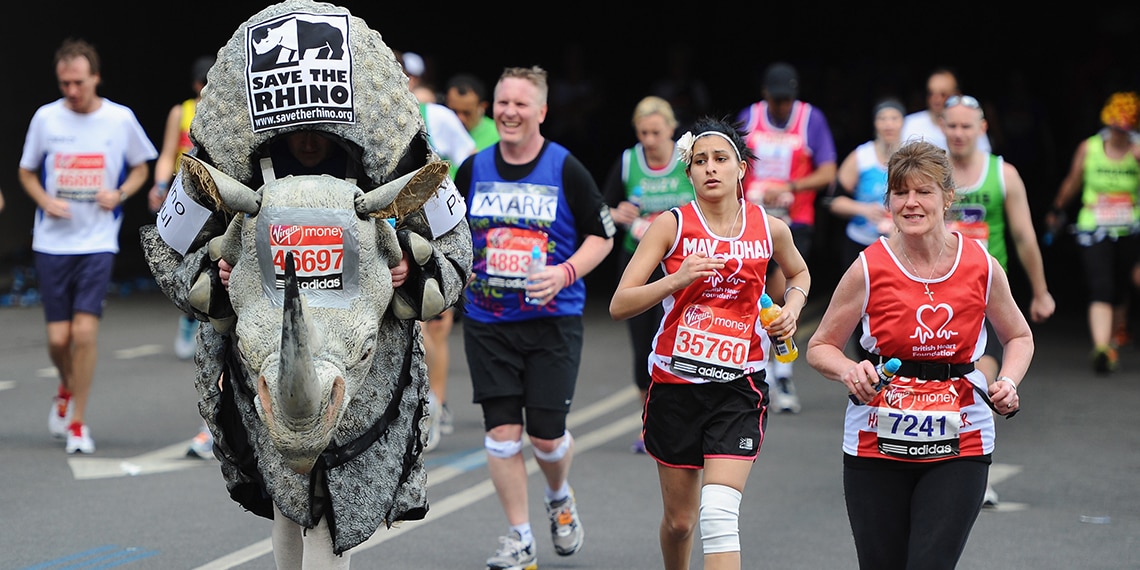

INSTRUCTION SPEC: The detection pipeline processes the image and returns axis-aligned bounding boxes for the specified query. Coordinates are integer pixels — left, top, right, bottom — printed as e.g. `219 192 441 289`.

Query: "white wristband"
997 376 1017 390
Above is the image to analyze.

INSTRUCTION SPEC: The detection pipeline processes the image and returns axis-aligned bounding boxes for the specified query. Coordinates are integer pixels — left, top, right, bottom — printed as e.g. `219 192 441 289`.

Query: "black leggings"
843 456 989 570
1078 234 1139 304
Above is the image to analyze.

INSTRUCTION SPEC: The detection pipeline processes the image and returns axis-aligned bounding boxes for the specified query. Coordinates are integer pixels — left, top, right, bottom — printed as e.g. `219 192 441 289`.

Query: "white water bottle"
524 245 545 305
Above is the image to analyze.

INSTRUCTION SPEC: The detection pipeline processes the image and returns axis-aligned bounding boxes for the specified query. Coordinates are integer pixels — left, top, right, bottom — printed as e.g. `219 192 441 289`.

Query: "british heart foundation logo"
912 303 957 343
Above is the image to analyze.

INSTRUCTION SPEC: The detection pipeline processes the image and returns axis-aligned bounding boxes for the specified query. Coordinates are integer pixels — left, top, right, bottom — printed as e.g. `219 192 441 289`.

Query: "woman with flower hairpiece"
601 96 696 454
1047 91 1140 373
610 116 809 570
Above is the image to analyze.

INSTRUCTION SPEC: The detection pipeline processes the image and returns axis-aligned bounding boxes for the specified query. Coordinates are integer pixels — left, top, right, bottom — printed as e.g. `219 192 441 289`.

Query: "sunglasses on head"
945 95 980 110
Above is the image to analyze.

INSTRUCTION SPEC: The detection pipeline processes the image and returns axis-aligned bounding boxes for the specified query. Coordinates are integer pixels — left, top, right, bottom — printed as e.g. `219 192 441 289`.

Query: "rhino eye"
359 347 372 364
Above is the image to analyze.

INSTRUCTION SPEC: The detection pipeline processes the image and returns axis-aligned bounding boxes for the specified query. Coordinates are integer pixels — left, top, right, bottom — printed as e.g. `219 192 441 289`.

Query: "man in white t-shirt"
902 67 991 152
18 39 157 455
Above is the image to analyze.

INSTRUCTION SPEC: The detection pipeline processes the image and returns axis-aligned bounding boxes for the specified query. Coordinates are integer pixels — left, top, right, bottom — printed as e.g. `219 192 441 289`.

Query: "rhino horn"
278 252 321 424
181 155 262 215
356 160 449 219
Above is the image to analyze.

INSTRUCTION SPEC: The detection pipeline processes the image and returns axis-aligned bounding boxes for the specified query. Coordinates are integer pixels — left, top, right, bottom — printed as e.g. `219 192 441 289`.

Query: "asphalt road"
0 291 1136 570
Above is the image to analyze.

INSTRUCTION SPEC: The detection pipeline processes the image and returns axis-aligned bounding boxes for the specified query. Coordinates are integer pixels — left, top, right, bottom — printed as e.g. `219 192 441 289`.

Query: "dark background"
3 2 1138 315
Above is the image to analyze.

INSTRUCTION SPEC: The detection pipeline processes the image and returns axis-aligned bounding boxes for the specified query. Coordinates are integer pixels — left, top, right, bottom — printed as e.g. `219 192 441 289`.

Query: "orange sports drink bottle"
759 293 798 363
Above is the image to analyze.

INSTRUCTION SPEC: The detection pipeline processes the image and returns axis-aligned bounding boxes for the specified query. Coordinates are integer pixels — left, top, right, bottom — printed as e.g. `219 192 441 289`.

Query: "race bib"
1092 193 1136 227
751 132 796 181
54 153 104 201
268 224 345 290
255 207 360 309
669 304 752 382
483 227 548 290
948 204 990 249
872 379 961 460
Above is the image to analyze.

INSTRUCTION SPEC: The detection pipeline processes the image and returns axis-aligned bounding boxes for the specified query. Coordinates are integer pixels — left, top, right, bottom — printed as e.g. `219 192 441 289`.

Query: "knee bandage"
700 484 742 554
532 431 572 463
484 435 523 459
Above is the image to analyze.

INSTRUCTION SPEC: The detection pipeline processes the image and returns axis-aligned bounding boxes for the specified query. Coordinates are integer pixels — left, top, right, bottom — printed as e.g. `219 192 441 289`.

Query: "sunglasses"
945 95 980 110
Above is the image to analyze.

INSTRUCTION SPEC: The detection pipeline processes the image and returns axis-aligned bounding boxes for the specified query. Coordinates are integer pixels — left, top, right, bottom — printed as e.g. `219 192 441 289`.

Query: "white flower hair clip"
676 131 696 165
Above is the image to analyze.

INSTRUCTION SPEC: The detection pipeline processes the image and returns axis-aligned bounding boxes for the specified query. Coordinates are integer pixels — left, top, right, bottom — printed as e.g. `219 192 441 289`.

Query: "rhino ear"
355 160 449 221
182 155 262 215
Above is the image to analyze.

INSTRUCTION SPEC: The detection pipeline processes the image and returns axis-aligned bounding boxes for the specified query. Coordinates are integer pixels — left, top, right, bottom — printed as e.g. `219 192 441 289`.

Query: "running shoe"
630 437 646 454
439 402 454 435
175 314 198 360
1112 324 1132 349
545 489 584 556
187 425 214 459
773 377 802 414
485 530 537 570
982 483 999 508
66 422 95 454
1092 346 1118 375
424 393 442 452
49 393 73 439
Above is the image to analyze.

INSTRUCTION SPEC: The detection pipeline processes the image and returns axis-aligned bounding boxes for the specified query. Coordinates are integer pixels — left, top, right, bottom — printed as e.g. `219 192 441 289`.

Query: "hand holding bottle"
525 245 547 305
848 358 901 405
759 293 798 363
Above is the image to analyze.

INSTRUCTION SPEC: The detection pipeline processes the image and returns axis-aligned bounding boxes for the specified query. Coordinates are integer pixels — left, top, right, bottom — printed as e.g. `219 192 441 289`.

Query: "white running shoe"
187 425 214 459
773 377 802 414
545 489 584 556
485 530 537 570
49 395 73 439
66 423 95 454
424 392 442 452
983 483 1000 508
439 402 454 435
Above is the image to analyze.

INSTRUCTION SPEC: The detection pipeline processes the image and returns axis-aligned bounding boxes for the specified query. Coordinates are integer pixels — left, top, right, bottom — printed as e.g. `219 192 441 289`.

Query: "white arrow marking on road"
68 440 213 480
0 381 15 392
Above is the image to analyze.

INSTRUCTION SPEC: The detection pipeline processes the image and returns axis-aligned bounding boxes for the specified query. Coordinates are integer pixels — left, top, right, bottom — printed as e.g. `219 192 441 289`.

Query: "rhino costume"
140 0 471 555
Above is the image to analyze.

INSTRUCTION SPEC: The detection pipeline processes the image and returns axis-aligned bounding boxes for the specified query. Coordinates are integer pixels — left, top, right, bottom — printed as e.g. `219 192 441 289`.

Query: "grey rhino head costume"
139 0 471 554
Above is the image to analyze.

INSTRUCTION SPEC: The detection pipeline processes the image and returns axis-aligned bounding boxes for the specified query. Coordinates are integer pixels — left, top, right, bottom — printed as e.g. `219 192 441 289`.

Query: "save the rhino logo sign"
245 11 355 132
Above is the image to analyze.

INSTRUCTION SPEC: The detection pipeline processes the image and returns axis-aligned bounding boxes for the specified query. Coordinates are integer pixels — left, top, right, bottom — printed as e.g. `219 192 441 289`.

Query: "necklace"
900 239 947 301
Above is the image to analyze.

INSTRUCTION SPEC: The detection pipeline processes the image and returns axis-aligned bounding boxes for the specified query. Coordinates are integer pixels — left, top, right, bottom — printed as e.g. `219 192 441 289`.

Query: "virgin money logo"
682 305 714 331
883 384 958 409
54 154 104 169
883 385 911 409
270 224 304 246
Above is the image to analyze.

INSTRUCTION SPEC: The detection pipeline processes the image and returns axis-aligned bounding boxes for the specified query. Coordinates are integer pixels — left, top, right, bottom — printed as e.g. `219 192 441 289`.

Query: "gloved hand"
389 229 445 321
188 235 237 334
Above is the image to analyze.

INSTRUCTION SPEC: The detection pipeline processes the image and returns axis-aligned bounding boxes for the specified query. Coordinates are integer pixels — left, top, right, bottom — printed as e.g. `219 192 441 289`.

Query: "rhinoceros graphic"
250 16 346 71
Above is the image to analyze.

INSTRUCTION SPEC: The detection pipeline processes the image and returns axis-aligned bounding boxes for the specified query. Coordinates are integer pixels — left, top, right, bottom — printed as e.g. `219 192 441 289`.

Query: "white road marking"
115 344 166 359
68 441 211 480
